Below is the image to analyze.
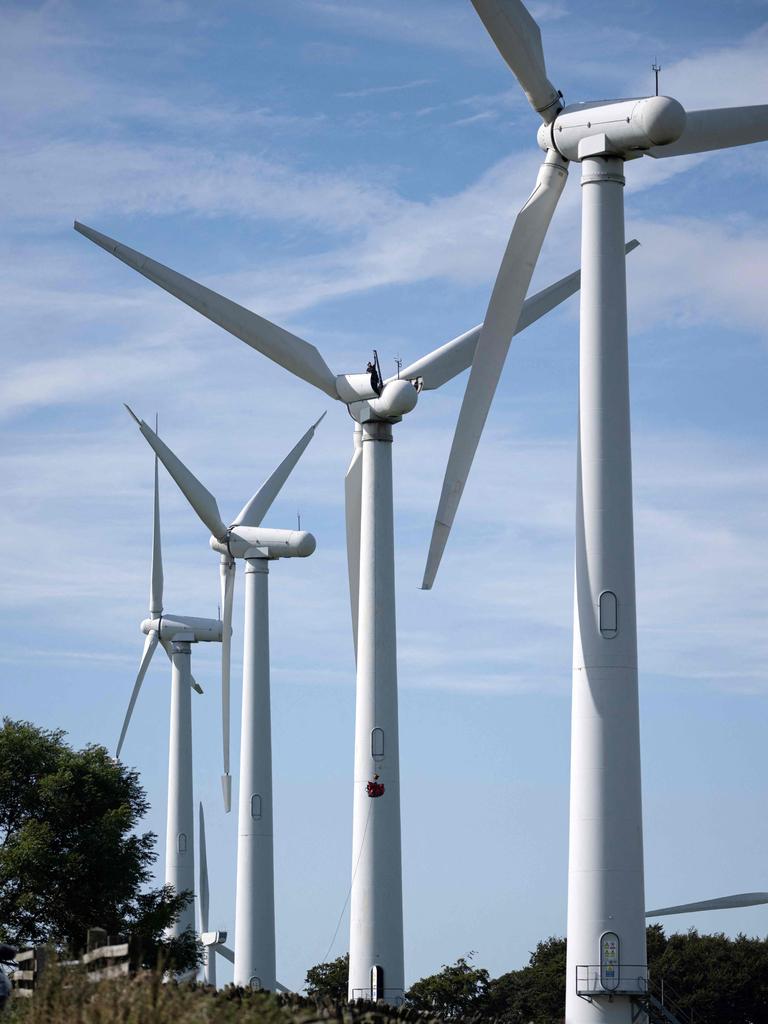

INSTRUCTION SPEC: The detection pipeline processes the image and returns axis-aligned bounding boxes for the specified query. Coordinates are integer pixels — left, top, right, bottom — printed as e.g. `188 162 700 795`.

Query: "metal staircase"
639 979 693 1024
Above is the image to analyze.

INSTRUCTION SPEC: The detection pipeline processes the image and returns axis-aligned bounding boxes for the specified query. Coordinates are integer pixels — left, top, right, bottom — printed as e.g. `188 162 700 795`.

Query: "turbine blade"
231 412 326 529
198 803 210 932
471 0 562 122
116 630 159 758
421 153 568 590
213 943 234 964
345 431 363 660
219 556 235 813
394 242 638 392
150 449 164 617
74 222 339 398
160 639 203 693
397 325 482 393
125 405 228 541
647 105 768 158
646 892 768 917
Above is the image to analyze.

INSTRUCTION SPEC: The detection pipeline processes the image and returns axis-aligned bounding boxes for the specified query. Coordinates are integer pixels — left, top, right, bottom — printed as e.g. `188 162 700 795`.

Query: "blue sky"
2 0 767 992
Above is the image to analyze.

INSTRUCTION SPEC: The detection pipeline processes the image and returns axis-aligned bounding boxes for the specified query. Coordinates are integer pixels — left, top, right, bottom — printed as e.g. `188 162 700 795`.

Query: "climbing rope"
321 797 374 964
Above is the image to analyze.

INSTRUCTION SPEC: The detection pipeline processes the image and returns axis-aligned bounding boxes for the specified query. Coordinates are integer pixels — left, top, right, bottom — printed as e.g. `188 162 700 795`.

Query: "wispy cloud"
451 111 498 127
337 78 433 99
3 416 763 698
300 0 484 54
3 141 406 229
635 23 768 109
528 1 569 23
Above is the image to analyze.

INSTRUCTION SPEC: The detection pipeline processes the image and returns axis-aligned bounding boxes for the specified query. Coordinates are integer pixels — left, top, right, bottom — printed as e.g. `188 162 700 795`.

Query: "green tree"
405 953 491 1020
649 927 768 1024
0 718 200 971
483 925 768 1024
304 953 349 1001
486 936 566 1023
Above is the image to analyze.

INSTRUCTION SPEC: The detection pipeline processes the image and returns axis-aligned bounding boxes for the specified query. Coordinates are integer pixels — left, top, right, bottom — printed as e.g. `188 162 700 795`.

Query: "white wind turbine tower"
125 407 320 991
119 438 222 940
198 802 291 991
418 2 768 1021
74 217 591 1003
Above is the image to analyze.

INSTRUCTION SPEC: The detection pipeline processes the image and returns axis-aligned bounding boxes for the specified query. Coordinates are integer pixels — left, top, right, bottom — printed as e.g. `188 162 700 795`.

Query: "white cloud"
627 216 768 336
2 140 407 229
299 1 484 54
645 24 768 109
337 79 434 99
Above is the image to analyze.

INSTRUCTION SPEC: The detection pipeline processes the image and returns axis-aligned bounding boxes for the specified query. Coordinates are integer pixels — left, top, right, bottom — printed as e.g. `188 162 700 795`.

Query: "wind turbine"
73 216 592 1003
418 2 768 1021
119 437 222 941
125 407 320 991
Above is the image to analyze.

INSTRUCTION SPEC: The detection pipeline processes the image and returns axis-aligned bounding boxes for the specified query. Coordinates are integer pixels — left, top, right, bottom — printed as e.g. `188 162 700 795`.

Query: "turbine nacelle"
141 615 224 643
335 373 380 403
209 527 316 560
337 374 420 422
538 95 686 160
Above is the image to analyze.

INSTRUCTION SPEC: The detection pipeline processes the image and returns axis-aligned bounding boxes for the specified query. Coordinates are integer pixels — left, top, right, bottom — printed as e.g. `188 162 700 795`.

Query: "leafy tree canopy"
486 936 566 1023
394 926 768 1024
304 952 349 1001
650 925 768 1024
0 718 200 971
405 953 490 1020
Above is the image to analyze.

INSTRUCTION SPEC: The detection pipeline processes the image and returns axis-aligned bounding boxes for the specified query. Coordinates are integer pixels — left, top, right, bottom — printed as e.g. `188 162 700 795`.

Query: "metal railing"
648 976 694 1024
350 987 404 1005
576 964 648 997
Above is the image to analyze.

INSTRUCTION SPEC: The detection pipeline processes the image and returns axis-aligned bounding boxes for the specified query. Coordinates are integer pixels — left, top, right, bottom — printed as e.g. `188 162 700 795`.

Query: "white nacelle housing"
211 527 316 560
538 96 686 160
142 614 223 642
335 372 380 403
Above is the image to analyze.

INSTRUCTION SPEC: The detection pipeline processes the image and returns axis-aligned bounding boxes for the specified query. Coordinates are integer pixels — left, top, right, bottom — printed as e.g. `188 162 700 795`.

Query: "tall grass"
8 969 455 1024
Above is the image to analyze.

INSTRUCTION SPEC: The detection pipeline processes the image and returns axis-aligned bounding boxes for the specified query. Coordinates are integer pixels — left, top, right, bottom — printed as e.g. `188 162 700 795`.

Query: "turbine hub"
366 378 419 421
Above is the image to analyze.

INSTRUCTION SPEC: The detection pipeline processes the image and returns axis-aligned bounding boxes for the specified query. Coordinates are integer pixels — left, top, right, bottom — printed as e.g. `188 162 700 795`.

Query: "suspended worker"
366 358 382 396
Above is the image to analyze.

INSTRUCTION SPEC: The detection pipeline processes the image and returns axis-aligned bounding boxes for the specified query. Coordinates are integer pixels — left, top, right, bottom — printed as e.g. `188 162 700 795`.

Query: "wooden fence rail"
11 940 129 996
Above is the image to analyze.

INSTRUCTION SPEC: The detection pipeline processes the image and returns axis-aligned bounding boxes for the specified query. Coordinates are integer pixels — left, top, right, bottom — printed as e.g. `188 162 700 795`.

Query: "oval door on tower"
371 728 384 759
599 591 618 638
371 965 384 1000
